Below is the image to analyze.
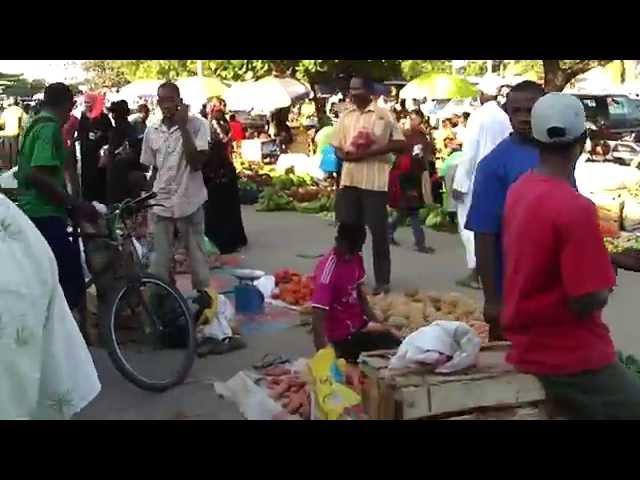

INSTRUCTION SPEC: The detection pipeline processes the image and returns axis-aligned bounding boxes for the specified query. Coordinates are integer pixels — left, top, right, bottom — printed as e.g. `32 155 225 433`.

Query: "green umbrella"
400 73 478 100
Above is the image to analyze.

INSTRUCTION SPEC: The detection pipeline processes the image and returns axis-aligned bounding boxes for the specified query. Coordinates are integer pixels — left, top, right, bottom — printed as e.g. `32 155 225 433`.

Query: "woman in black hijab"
203 98 248 254
78 93 112 204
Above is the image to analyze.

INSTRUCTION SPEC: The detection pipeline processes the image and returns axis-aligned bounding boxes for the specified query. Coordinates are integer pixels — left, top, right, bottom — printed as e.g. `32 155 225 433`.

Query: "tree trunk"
543 60 568 92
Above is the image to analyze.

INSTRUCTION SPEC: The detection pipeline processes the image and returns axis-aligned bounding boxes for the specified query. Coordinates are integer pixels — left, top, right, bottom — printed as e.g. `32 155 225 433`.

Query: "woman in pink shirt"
311 223 401 363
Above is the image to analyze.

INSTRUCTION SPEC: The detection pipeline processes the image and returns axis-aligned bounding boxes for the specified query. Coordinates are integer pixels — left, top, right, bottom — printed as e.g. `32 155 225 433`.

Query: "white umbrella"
176 76 227 112
117 79 163 104
224 76 310 113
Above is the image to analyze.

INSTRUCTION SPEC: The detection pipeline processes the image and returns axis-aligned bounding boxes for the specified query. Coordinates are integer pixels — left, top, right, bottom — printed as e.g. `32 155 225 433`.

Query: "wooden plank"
400 386 430 420
427 373 545 417
448 404 548 420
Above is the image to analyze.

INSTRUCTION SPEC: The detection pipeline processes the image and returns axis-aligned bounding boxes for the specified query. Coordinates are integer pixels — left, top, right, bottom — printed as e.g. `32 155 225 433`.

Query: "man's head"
137 103 150 122
108 100 130 122
335 223 367 255
349 76 373 109
505 80 545 140
42 83 75 124
157 81 182 121
532 92 587 167
462 111 470 124
476 75 502 104
409 110 424 130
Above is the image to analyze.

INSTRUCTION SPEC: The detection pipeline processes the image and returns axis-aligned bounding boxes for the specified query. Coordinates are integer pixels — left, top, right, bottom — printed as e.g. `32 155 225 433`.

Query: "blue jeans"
388 209 425 248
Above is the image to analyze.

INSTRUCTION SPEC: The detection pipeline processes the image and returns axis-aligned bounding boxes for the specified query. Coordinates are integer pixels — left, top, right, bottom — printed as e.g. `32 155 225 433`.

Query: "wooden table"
359 342 549 420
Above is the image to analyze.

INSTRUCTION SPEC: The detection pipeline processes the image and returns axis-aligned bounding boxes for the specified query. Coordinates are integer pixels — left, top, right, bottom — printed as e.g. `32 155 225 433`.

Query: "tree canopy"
82 59 622 93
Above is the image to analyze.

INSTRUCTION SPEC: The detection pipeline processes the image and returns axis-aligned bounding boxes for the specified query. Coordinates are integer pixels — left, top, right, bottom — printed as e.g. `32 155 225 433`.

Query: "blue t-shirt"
465 134 540 296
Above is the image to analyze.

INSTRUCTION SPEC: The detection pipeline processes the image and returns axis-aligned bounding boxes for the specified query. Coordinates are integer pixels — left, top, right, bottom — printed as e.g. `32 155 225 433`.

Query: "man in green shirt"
16 83 99 311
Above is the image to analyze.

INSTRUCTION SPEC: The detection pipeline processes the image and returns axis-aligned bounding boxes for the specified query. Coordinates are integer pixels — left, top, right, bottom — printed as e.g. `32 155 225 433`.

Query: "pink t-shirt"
311 249 367 343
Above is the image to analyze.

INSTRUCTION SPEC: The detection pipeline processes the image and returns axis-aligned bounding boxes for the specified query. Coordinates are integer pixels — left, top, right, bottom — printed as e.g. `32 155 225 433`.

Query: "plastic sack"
196 290 235 341
254 275 276 300
577 162 640 193
389 321 482 373
308 347 361 420
319 145 341 174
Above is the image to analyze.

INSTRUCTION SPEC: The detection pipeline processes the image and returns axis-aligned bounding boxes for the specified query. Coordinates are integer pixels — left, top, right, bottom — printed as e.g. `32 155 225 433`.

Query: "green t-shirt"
16 112 67 218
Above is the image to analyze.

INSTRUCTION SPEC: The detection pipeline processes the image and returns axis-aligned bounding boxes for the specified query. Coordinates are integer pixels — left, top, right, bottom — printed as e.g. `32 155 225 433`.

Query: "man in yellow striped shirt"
333 76 406 295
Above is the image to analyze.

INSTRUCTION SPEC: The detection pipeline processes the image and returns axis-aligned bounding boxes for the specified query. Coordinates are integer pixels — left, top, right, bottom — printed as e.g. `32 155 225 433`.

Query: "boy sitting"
311 223 401 363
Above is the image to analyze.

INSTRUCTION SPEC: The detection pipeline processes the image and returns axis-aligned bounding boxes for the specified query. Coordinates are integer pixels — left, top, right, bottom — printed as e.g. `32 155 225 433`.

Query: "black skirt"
204 163 248 255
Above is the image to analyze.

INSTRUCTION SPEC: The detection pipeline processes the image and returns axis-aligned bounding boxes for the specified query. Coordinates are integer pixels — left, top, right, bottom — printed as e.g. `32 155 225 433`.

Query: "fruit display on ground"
367 290 489 343
272 269 314 310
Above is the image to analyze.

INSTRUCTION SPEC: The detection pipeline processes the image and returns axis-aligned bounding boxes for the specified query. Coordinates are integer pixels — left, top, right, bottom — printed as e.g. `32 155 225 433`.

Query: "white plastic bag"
389 321 482 373
198 294 235 341
255 275 276 300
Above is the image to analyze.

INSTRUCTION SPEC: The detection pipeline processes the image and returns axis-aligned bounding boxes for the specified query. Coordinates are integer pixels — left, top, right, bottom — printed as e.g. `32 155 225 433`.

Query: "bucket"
234 284 265 315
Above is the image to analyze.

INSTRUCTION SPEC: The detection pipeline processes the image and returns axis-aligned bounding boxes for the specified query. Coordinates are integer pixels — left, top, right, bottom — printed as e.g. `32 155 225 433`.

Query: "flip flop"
296 253 323 259
253 353 290 370
197 336 247 357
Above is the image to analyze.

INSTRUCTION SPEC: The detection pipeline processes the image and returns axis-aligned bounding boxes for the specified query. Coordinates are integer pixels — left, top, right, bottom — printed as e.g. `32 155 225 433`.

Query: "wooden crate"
359 342 548 420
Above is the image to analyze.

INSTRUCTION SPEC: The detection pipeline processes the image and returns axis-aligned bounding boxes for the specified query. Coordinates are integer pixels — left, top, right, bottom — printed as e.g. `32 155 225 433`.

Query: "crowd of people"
310 74 640 420
5 70 640 420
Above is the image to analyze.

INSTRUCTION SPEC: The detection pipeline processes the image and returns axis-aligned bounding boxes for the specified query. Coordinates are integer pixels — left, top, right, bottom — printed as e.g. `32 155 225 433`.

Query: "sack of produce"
623 196 640 232
585 192 623 224
578 162 640 193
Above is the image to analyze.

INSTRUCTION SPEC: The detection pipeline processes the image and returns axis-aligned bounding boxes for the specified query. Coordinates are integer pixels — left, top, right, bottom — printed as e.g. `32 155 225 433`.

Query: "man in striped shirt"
311 223 401 363
333 76 406 295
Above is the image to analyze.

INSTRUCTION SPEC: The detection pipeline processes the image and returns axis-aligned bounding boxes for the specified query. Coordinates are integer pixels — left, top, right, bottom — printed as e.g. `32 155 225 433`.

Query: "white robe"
452 101 512 269
0 195 101 420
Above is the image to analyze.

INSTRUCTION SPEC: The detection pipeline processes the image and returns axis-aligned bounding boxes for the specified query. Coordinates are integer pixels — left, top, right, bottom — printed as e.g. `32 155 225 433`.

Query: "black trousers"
335 187 390 286
333 330 401 364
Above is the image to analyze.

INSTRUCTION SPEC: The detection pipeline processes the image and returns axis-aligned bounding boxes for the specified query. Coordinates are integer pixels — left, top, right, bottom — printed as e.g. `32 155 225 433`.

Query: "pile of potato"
368 290 489 343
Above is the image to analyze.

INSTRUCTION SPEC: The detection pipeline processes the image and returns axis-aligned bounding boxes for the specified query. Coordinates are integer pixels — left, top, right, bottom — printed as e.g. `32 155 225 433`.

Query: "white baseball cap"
531 93 586 144
476 75 503 96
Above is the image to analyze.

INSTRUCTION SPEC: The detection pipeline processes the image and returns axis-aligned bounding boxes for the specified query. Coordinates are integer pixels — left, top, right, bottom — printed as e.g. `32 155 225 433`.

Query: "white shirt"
453 101 512 195
140 115 210 219
0 194 101 420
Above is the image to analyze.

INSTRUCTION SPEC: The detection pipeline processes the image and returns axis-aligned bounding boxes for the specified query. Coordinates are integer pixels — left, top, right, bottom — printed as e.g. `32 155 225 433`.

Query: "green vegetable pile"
618 351 640 379
294 195 335 214
256 187 295 212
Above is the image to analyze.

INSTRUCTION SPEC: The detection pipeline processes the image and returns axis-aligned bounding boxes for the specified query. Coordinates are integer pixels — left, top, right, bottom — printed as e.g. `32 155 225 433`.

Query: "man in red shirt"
502 93 640 419
311 223 400 363
228 113 245 143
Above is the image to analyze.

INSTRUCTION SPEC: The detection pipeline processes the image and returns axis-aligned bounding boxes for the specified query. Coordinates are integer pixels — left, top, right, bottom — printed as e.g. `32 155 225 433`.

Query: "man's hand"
484 301 504 341
175 103 189 129
452 189 466 202
343 150 366 163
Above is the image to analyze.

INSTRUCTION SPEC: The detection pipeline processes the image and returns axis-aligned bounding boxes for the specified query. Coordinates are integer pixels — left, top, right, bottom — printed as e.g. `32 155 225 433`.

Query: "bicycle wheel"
99 273 196 392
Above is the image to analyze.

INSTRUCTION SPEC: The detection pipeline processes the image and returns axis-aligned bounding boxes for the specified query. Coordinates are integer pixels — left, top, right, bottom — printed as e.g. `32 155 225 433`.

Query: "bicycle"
80 191 196 392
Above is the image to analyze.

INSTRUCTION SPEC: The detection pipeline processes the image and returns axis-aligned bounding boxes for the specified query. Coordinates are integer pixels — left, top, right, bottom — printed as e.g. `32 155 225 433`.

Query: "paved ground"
77 206 640 420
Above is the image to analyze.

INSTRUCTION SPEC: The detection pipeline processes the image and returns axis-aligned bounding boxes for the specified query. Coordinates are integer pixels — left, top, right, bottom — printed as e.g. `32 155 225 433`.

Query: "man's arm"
569 290 610 318
175 107 209 172
311 308 329 351
465 156 507 340
561 201 616 318
179 125 207 171
64 147 81 199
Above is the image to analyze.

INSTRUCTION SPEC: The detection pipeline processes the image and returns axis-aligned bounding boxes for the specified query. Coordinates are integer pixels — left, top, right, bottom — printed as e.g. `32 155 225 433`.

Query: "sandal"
253 353 290 370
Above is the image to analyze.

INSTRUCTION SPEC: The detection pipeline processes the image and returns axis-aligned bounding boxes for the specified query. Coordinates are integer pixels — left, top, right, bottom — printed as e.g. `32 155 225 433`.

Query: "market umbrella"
224 76 311 113
176 76 228 111
117 79 163 103
400 73 478 100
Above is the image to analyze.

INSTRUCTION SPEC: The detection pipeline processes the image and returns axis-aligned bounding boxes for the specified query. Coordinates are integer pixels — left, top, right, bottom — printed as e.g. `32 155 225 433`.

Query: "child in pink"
311 223 401 363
